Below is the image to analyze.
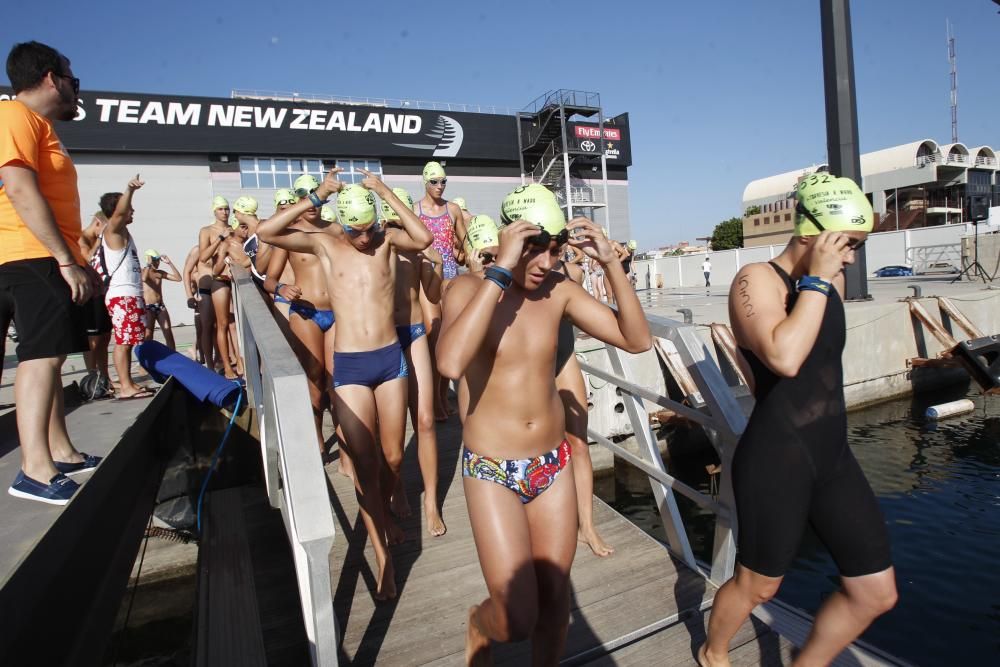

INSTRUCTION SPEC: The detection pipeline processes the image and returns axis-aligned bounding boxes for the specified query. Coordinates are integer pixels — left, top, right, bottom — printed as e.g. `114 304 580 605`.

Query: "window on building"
239 157 382 189
764 217 770 224
754 219 760 226
785 213 791 222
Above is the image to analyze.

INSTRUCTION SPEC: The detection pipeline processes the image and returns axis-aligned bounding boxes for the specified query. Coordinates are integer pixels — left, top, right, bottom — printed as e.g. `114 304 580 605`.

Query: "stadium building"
741 139 999 247
0 87 632 321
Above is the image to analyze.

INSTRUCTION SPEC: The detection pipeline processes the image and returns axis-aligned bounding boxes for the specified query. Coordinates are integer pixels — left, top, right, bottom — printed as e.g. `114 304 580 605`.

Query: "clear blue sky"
3 1 998 250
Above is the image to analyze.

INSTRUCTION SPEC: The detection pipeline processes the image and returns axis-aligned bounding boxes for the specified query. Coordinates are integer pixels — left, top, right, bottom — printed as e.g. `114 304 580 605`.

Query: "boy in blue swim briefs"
258 167 433 602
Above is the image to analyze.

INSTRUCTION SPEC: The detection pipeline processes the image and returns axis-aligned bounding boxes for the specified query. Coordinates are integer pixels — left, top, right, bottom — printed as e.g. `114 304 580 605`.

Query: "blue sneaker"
8 471 80 505
54 453 103 477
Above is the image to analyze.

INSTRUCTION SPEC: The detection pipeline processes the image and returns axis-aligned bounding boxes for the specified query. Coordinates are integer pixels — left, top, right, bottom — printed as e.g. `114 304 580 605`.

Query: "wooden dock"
323 415 802 666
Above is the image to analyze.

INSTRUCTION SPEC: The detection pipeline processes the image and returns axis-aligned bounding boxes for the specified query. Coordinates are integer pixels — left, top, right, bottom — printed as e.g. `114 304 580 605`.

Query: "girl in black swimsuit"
700 175 896 667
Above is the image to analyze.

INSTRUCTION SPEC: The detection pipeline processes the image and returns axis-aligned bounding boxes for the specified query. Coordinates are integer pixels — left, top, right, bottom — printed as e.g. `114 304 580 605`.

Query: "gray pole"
820 0 869 300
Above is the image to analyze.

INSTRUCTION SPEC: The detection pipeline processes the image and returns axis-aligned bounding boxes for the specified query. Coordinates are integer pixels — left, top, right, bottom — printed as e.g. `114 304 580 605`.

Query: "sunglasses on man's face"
51 71 80 95
427 179 447 186
796 203 866 251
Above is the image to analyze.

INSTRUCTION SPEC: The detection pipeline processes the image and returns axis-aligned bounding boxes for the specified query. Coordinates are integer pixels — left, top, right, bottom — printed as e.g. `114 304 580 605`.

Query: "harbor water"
597 383 1000 665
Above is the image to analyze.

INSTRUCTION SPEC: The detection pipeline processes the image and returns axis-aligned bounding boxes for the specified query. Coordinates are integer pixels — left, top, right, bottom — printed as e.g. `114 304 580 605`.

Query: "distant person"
197 196 240 379
700 175 895 666
79 208 114 401
99 176 154 399
141 249 181 348
415 161 462 420
1 41 99 504
702 256 712 288
181 244 205 363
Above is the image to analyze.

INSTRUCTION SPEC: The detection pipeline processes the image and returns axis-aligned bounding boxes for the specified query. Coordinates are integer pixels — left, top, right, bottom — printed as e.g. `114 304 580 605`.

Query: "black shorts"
82 293 112 335
0 257 88 361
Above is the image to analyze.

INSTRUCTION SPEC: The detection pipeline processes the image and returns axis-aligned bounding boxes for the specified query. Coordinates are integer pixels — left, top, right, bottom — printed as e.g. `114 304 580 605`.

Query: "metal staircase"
517 90 612 233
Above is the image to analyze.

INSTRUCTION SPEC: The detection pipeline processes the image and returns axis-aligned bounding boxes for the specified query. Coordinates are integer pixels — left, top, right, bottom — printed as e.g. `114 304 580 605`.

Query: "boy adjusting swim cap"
452 196 467 211
233 195 258 215
293 174 320 197
211 195 229 211
320 204 336 223
144 249 160 259
500 184 565 234
422 161 446 183
380 187 414 221
794 173 874 237
465 215 499 252
337 185 377 228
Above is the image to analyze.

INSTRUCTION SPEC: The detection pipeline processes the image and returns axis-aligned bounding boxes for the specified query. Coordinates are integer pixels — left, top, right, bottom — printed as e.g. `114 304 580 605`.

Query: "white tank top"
103 233 143 300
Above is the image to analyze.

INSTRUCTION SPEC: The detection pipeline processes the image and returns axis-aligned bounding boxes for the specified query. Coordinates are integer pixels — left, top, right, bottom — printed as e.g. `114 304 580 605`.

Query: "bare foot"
697 643 730 667
424 498 447 537
386 519 406 545
374 553 397 601
579 527 614 557
465 606 492 666
336 452 355 479
391 491 412 518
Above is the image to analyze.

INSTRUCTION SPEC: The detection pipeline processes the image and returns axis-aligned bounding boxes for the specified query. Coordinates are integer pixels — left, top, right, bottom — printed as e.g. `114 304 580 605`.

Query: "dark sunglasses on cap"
427 179 447 186
527 227 570 248
276 199 297 206
294 186 317 198
796 203 866 251
51 71 80 95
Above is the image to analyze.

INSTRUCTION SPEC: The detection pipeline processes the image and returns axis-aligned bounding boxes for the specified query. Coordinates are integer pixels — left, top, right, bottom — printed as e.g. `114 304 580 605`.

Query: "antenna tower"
947 20 958 143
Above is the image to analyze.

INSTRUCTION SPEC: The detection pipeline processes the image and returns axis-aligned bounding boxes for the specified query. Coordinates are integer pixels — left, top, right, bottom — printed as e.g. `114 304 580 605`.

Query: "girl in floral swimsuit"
416 161 465 419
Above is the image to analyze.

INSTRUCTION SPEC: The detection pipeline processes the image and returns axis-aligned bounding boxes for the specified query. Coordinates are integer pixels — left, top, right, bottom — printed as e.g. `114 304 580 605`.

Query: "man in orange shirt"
0 42 100 505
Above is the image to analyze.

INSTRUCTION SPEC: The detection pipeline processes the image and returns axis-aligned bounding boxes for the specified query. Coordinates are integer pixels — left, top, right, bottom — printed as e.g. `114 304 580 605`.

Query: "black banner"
567 113 632 166
0 88 520 161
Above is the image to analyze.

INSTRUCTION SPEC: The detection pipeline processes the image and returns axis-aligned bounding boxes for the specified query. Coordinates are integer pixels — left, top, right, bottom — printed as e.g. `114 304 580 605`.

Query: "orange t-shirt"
0 99 84 266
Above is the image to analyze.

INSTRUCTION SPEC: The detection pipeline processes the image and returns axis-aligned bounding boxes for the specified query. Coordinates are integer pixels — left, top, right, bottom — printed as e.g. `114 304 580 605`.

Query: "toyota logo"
580 140 596 152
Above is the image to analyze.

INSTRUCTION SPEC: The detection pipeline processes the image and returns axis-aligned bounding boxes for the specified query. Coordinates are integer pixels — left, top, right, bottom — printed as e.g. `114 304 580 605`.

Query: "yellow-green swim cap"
500 184 565 235
381 187 414 221
794 173 873 237
465 215 500 252
337 185 377 228
422 161 446 183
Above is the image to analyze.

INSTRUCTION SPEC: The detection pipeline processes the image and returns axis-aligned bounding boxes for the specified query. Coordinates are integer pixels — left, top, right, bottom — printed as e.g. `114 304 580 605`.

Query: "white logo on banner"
393 115 465 157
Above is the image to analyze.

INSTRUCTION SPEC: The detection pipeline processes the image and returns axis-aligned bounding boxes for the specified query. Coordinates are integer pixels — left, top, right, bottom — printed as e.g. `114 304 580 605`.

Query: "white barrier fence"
637 224 980 289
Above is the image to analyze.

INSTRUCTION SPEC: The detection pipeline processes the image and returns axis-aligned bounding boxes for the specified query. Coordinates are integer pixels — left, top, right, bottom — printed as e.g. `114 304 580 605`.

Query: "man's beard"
56 92 77 121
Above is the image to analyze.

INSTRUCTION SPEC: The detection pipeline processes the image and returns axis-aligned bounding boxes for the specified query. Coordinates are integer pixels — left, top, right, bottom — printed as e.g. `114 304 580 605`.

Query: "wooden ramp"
323 417 794 666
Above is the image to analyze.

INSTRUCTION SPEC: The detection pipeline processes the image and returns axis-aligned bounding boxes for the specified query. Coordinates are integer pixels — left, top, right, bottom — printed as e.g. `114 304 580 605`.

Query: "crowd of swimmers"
2 39 895 665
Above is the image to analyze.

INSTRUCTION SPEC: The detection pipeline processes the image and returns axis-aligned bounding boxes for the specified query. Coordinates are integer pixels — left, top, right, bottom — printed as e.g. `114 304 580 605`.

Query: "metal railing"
231 89 515 115
531 140 563 184
945 153 969 165
906 243 962 274
231 267 339 666
915 153 941 166
577 314 747 585
975 156 998 167
522 89 602 115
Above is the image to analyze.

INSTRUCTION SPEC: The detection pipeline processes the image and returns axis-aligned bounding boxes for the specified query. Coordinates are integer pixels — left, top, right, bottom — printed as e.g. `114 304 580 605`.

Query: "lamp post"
820 0 870 300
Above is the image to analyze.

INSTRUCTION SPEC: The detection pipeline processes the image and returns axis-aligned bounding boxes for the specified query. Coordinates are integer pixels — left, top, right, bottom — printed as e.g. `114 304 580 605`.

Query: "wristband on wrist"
484 266 514 290
307 192 325 208
797 275 832 296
